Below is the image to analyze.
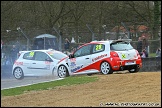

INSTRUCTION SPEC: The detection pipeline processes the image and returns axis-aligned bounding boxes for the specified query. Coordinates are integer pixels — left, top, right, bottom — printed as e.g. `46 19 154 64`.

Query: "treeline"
1 1 161 43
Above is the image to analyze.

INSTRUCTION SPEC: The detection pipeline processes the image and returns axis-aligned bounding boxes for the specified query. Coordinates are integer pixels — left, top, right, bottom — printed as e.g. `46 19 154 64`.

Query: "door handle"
85 58 89 59
32 63 36 64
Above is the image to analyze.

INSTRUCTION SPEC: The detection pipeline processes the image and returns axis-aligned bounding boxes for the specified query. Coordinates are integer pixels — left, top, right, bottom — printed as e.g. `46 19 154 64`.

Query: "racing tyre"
100 62 113 74
58 65 69 78
129 65 140 73
87 74 92 76
13 67 24 80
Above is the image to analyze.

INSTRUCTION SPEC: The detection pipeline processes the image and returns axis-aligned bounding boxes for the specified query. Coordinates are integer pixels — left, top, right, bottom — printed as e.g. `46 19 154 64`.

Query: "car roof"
19 49 61 53
90 39 132 44
77 39 132 49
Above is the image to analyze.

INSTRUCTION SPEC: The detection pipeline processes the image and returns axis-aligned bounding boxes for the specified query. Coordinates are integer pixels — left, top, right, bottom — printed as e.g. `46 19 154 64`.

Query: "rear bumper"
111 59 142 71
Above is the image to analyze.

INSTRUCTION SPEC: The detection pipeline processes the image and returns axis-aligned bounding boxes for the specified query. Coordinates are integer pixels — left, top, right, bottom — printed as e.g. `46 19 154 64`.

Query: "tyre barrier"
140 57 161 72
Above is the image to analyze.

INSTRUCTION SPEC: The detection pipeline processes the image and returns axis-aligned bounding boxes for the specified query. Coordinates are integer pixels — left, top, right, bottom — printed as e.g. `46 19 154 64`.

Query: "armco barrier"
140 57 161 72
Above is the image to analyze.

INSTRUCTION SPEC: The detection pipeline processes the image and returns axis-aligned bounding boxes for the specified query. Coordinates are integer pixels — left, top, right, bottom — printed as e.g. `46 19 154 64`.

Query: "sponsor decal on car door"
70 44 92 74
70 55 91 73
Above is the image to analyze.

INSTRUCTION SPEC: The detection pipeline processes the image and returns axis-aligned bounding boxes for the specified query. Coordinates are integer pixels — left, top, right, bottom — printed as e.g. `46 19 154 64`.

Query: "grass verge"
149 53 156 57
1 76 98 97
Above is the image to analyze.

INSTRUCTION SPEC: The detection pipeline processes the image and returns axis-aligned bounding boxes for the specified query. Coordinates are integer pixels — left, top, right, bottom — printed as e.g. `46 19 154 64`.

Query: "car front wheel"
57 65 69 78
100 62 113 74
87 74 92 76
13 67 24 80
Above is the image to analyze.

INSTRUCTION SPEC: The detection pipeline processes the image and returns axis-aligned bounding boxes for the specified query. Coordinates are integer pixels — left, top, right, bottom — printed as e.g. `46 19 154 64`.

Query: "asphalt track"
1 65 63 90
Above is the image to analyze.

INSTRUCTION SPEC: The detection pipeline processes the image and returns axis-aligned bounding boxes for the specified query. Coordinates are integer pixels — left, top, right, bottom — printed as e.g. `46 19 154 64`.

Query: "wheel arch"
100 59 113 74
100 59 113 70
58 64 70 77
12 66 22 75
13 66 24 80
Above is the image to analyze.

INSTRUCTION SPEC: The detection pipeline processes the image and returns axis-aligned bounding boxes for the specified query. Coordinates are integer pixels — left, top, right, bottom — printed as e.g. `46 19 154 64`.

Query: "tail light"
135 50 141 58
135 50 140 56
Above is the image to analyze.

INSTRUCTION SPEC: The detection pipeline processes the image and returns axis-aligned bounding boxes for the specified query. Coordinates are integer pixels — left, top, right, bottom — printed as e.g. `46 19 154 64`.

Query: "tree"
153 1 161 39
1 1 161 43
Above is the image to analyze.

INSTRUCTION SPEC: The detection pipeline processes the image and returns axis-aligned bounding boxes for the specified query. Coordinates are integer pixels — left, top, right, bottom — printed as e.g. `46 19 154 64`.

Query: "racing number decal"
122 54 126 59
29 52 34 57
96 44 102 51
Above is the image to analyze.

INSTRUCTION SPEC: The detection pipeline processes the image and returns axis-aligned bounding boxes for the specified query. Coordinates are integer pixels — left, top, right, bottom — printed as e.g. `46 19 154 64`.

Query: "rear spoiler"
111 39 132 43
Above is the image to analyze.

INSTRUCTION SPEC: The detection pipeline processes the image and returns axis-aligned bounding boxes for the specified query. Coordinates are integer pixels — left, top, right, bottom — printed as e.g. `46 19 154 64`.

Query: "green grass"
149 53 156 57
1 76 98 97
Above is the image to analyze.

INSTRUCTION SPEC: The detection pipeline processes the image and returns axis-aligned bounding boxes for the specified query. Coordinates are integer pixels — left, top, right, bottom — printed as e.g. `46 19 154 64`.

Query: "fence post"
17 27 30 51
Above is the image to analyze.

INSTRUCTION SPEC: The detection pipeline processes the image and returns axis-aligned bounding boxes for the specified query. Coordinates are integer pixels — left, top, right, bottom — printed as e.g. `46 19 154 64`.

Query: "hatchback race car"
12 49 68 80
54 39 142 78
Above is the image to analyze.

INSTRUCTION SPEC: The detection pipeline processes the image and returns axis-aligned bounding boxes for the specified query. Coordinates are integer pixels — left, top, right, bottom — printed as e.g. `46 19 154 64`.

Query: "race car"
54 39 142 78
12 49 68 80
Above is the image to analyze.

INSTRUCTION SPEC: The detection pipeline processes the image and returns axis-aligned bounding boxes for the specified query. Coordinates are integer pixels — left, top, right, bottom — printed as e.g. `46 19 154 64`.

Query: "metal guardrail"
140 57 161 72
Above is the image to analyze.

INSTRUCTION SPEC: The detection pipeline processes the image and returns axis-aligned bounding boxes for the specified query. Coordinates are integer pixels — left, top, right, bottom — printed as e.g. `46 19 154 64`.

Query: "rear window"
110 41 133 51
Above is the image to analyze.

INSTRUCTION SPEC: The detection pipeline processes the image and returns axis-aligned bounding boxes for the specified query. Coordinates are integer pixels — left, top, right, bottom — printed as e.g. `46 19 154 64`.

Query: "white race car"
12 49 68 80
54 39 142 78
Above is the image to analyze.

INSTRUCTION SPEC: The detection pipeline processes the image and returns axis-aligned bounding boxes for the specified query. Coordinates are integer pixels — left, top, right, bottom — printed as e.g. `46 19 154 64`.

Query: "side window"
74 45 92 57
23 52 34 60
93 44 105 53
34 52 50 61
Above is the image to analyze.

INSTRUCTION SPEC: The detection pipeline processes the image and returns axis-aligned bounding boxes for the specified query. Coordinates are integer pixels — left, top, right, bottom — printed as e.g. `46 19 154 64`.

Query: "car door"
30 51 53 76
90 43 108 70
69 44 92 74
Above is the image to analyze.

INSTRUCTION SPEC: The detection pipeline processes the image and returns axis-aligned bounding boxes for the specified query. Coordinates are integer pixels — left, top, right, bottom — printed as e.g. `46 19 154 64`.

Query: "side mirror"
69 54 74 59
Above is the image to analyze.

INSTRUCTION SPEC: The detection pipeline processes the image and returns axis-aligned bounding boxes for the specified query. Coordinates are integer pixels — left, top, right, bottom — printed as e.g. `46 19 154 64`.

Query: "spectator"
141 49 148 58
137 37 142 53
142 35 149 55
64 38 70 52
156 47 161 57
22 45 26 51
10 45 19 64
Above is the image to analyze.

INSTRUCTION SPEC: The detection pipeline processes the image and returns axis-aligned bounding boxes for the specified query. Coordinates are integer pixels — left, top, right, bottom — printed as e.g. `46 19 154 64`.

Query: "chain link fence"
1 28 161 70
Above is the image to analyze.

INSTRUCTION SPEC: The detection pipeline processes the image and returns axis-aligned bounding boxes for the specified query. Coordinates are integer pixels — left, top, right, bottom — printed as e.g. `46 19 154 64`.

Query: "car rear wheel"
100 62 113 74
13 67 24 80
128 65 140 73
57 65 69 78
